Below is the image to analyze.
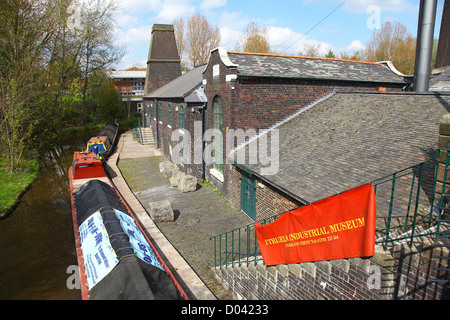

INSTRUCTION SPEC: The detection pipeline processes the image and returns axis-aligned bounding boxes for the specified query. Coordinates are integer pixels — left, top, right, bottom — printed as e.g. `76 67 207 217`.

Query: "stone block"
315 261 332 275
440 114 450 136
148 199 174 222
330 259 350 273
159 161 176 178
438 135 450 150
178 174 198 192
169 171 185 187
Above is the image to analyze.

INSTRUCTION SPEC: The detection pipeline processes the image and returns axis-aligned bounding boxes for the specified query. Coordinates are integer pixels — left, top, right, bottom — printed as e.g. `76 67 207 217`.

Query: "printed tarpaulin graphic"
255 184 376 266
79 211 119 289
113 209 164 271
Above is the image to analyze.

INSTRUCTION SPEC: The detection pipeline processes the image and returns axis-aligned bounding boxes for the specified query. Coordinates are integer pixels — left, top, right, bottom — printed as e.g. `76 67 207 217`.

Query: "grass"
0 152 40 214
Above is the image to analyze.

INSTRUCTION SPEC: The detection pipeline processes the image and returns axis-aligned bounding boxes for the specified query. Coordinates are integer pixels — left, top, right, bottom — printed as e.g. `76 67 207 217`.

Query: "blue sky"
113 0 445 69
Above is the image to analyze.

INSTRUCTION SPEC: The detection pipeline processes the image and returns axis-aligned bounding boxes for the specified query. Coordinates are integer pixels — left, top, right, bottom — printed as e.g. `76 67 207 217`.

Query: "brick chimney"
144 24 182 95
435 0 450 69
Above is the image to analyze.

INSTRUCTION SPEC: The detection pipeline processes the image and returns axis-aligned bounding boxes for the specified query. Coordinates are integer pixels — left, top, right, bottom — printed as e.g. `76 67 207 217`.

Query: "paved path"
107 131 215 300
108 132 250 300
111 131 251 300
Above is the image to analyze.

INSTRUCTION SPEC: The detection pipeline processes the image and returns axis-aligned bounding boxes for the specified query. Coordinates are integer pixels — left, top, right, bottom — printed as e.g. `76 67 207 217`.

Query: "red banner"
255 184 376 266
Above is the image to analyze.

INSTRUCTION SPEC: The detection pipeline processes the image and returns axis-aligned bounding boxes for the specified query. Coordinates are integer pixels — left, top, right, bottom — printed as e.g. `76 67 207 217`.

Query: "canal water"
0 129 99 300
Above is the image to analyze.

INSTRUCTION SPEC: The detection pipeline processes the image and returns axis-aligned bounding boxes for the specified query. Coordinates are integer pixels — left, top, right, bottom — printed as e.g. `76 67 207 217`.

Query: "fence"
210 149 450 268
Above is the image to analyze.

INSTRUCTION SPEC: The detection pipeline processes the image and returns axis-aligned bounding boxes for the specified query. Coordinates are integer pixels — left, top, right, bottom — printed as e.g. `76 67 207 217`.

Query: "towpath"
107 131 251 300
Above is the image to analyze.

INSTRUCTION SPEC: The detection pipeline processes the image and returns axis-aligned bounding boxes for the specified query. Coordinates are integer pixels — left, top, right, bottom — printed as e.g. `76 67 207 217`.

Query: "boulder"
159 161 177 178
169 171 185 187
148 199 174 222
178 174 198 192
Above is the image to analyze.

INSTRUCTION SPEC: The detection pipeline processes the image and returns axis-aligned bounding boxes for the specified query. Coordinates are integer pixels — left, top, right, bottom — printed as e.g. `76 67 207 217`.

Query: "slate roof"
226 52 406 84
430 67 450 92
109 70 146 79
145 65 206 100
235 92 450 205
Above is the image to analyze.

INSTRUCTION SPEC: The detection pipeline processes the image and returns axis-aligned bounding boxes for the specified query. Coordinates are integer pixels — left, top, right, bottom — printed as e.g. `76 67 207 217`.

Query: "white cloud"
115 25 153 47
268 26 333 56
118 0 161 14
200 0 227 11
219 26 242 50
345 39 365 51
342 0 418 14
155 0 196 22
217 11 248 50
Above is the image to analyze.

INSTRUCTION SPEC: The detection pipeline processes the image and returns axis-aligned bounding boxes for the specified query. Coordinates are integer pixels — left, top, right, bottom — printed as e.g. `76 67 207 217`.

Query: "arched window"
213 96 223 173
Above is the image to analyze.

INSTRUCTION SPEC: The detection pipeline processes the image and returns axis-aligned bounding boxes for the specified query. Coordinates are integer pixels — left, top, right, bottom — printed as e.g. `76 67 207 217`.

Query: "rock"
159 161 177 178
148 199 174 222
169 171 185 187
178 174 198 192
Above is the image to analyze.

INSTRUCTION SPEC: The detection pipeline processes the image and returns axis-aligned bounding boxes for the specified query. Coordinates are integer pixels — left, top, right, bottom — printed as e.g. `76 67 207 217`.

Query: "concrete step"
137 127 155 145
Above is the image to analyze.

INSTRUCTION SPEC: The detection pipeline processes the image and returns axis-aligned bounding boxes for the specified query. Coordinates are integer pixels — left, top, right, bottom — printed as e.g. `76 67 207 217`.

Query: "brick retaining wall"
211 234 449 300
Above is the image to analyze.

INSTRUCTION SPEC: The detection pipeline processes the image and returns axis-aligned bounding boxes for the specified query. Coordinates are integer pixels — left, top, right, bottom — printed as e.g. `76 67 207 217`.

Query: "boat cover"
86 136 109 155
84 122 119 158
72 152 105 180
73 179 182 300
98 122 119 145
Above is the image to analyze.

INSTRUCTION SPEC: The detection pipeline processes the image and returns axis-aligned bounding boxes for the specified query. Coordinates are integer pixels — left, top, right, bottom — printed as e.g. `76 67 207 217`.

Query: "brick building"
109 68 146 114
231 91 450 221
143 24 182 127
435 0 450 70
144 65 207 178
201 48 408 211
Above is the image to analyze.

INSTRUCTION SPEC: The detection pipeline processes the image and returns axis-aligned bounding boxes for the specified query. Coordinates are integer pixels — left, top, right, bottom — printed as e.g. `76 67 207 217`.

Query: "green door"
241 171 256 220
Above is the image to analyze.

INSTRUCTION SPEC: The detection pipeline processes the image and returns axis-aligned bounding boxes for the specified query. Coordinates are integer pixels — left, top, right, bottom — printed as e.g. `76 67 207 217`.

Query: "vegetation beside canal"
0 116 141 217
0 151 40 216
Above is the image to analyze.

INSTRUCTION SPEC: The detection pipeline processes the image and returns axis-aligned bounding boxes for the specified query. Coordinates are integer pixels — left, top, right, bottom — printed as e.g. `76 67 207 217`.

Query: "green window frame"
168 104 172 126
179 105 184 129
213 96 223 173
158 103 162 122
153 103 157 119
180 150 184 167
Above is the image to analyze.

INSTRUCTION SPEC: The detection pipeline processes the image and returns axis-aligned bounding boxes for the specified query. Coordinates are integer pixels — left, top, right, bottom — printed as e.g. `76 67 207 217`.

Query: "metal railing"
138 118 144 143
210 149 450 268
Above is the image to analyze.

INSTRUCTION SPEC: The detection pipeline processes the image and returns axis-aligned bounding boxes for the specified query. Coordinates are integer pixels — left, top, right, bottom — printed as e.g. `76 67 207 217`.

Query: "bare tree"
363 21 416 75
235 21 271 53
77 0 125 105
0 0 57 171
172 16 186 66
298 43 322 57
185 13 221 68
0 0 125 171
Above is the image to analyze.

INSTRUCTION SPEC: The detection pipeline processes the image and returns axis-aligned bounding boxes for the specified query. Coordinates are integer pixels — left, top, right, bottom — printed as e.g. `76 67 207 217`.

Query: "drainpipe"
154 98 159 149
200 103 207 181
413 0 437 92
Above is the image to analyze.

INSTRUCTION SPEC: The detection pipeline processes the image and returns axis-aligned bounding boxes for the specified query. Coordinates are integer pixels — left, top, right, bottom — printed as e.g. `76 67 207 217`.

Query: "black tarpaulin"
73 179 182 300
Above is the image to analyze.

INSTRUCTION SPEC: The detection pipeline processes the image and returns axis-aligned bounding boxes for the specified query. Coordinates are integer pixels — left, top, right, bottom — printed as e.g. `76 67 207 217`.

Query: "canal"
0 129 99 300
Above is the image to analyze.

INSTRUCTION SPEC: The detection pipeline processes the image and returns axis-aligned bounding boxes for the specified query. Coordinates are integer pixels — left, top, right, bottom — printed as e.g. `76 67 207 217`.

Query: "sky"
112 0 445 70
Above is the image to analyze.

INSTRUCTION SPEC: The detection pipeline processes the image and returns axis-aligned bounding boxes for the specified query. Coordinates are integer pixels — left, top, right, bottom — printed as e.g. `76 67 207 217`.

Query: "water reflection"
0 130 97 300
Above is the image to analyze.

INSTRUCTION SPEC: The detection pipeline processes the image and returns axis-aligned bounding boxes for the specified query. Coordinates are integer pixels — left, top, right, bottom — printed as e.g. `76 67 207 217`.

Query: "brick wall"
227 165 303 221
212 235 449 300
145 24 181 95
435 0 450 69
230 77 403 131
254 177 301 222
144 97 205 179
202 49 404 214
